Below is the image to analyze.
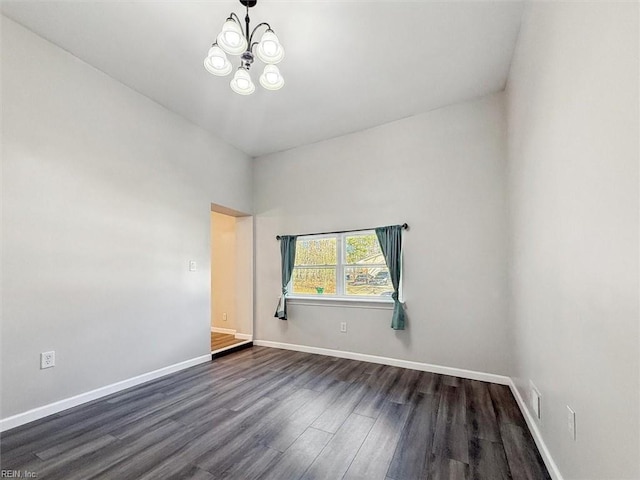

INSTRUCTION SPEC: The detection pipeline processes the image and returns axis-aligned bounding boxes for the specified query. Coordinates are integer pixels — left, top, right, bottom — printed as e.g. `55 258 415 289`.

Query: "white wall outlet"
41 351 55 369
530 382 541 420
340 322 347 333
189 260 197 271
567 406 576 440
223 312 228 321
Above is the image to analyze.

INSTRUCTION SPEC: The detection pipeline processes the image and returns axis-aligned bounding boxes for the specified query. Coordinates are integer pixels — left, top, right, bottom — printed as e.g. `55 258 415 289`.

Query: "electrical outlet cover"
41 351 55 369
567 406 576 440
530 382 541 420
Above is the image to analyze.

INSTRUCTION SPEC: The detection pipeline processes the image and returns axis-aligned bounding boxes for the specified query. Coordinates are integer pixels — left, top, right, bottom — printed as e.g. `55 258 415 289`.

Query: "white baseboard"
508 379 564 480
1 339 562 480
210 327 251 341
254 340 561 478
253 340 510 385
0 354 211 432
211 327 236 335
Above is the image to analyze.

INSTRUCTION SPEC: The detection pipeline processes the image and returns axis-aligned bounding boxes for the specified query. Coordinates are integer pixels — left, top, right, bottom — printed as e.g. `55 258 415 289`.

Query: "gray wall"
254 94 511 376
1 17 253 418
506 3 639 479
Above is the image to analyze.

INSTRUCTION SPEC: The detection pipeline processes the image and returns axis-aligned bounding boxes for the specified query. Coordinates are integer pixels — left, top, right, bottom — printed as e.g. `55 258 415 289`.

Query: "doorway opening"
210 204 253 356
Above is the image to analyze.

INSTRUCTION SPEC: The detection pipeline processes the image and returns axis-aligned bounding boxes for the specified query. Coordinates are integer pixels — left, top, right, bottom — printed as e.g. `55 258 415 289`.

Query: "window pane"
295 237 337 266
292 268 337 295
345 233 382 264
345 266 393 297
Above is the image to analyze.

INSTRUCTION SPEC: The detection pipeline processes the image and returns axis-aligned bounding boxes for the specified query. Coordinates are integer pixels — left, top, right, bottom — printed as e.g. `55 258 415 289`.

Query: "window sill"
286 295 395 310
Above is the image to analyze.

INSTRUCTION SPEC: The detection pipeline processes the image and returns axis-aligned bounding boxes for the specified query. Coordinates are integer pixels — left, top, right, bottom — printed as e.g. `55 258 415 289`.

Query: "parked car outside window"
370 271 390 285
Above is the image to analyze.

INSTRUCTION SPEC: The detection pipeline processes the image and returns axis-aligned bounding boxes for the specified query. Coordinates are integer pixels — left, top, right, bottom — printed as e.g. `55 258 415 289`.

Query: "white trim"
234 333 253 340
508 379 564 480
253 340 562 478
211 339 252 354
287 296 394 310
211 327 236 335
253 340 510 385
0 354 211 432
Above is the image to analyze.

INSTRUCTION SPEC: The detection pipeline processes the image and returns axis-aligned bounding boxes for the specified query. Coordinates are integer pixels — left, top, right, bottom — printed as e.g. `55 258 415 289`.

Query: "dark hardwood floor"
0 346 551 479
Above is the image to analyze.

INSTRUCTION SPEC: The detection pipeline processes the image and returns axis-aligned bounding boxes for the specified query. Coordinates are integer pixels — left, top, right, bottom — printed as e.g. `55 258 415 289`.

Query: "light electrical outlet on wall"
567 406 576 440
530 381 541 420
340 322 347 333
41 351 55 369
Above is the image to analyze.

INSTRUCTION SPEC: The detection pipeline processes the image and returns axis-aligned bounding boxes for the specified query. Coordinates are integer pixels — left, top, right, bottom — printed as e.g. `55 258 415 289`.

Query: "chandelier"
204 0 284 95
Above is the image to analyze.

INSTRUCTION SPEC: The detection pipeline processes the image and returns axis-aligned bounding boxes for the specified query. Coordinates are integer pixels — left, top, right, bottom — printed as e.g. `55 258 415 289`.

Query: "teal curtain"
375 225 406 330
274 235 297 320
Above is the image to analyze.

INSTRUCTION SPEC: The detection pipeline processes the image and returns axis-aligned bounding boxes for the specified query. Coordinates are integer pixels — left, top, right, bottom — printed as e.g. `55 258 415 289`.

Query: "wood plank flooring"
211 332 245 351
0 347 551 480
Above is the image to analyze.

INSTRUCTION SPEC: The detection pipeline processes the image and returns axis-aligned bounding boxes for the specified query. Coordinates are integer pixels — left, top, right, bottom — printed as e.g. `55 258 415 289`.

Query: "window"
290 231 393 299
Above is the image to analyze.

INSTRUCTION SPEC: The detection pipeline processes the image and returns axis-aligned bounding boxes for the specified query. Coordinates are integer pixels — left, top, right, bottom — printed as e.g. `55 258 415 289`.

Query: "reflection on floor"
211 332 245 352
0 347 551 479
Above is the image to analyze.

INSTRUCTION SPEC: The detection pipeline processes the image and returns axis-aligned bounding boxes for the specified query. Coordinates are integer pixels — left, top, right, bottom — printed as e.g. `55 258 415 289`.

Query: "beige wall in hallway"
211 212 237 331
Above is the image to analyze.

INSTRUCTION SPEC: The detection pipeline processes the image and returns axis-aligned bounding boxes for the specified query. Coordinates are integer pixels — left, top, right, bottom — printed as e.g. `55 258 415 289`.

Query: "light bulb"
256 30 284 64
217 19 247 55
259 65 284 91
265 72 279 84
230 67 255 95
262 39 278 56
211 56 225 69
203 44 232 76
223 30 241 47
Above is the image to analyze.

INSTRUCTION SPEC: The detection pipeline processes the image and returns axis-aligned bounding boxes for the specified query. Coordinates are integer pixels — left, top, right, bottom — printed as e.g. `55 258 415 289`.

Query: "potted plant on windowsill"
315 286 324 294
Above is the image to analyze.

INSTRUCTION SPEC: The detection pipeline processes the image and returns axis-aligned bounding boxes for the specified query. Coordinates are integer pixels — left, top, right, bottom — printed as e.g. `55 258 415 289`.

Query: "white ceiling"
2 1 524 157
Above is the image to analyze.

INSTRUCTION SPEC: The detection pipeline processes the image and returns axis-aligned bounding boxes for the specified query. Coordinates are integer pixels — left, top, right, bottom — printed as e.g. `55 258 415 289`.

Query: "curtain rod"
276 223 408 240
